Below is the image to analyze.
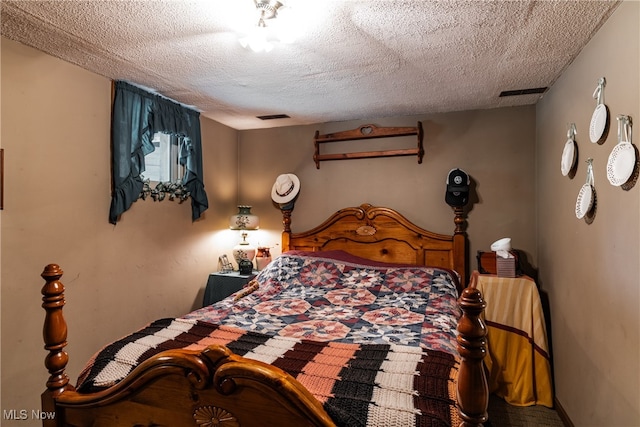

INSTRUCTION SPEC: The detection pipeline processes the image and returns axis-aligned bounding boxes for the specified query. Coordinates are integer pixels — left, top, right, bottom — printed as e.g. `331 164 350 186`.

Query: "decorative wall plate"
590 104 608 143
607 143 635 186
576 158 595 219
561 138 576 176
575 183 593 219
589 78 608 144
607 115 635 186
562 123 577 177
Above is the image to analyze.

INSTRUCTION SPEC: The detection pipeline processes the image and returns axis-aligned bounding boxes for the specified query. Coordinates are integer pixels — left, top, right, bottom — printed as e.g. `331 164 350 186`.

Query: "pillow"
284 250 419 268
283 250 461 292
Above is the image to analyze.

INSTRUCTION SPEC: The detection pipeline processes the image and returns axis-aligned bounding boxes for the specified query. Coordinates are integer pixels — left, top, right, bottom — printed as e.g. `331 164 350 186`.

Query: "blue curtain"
109 81 208 224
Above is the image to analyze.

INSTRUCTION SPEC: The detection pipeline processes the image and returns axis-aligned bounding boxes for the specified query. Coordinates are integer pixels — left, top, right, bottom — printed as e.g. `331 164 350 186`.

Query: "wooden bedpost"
41 264 74 423
452 206 468 286
452 206 466 234
456 286 488 426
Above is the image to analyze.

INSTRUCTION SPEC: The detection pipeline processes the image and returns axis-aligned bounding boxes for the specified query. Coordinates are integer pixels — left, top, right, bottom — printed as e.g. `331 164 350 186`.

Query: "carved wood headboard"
280 203 468 287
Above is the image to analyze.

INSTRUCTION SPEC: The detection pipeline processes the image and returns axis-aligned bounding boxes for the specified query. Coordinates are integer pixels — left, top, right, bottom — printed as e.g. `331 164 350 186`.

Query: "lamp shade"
229 205 259 230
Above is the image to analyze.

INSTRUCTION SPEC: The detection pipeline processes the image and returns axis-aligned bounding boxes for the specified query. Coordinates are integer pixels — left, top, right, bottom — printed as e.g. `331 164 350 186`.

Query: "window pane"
141 133 172 182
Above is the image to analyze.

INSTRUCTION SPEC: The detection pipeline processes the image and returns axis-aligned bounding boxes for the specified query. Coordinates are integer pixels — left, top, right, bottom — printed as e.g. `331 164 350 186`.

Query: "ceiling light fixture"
239 0 284 53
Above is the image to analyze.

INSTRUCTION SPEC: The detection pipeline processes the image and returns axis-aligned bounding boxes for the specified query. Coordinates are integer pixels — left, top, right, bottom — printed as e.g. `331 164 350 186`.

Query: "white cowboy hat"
271 173 301 204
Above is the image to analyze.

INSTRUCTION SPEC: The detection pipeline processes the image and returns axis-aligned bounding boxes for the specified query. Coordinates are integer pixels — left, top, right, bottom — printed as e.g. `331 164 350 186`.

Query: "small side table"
202 271 257 307
470 271 553 407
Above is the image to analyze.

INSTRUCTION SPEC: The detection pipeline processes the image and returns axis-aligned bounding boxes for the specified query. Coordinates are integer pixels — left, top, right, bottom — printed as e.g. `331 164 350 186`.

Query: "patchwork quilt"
185 251 462 354
76 251 463 427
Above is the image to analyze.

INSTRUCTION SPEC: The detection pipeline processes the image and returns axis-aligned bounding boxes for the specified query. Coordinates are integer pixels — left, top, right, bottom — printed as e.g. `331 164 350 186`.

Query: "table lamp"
229 205 259 271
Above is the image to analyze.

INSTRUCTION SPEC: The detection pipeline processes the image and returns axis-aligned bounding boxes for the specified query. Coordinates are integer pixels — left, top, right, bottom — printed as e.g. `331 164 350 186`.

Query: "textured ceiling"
1 0 619 130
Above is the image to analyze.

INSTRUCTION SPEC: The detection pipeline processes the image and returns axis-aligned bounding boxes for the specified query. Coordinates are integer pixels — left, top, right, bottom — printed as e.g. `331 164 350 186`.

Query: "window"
109 80 208 224
141 133 186 183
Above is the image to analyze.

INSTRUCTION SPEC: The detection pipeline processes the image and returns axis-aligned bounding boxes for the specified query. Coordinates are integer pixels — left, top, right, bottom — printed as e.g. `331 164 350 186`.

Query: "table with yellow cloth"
470 271 554 407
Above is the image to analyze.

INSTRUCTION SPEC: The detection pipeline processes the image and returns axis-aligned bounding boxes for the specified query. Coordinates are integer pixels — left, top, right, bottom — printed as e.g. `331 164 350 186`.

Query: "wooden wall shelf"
313 122 424 169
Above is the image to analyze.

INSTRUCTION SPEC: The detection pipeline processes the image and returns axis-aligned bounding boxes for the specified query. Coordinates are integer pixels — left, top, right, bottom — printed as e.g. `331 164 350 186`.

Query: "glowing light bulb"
239 18 274 53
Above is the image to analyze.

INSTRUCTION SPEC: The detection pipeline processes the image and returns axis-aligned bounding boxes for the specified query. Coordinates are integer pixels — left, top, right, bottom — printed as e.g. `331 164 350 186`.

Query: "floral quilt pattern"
184 252 461 354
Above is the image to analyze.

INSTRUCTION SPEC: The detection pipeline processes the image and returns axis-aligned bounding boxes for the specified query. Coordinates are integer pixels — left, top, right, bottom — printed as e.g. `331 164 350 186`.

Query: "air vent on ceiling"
499 87 548 97
256 114 290 120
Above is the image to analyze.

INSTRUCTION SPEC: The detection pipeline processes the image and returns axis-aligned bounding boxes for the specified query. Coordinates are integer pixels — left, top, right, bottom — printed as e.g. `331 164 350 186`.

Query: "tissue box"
496 257 516 278
477 250 520 276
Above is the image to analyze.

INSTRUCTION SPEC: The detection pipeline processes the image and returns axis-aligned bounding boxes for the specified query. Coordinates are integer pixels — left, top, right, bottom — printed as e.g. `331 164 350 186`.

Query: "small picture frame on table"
217 254 234 273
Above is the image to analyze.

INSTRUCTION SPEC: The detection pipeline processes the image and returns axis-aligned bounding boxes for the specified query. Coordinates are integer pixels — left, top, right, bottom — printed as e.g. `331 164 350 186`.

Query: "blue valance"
109 81 208 224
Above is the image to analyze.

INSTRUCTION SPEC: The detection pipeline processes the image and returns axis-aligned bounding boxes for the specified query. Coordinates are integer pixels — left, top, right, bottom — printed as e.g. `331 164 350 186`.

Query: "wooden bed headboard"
280 203 468 286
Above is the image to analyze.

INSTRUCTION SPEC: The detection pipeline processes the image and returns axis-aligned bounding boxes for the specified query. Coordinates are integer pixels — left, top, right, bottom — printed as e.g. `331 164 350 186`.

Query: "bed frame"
40 204 488 427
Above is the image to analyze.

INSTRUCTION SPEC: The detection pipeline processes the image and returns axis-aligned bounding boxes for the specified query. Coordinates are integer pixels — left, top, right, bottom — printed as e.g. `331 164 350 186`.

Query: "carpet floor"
485 394 564 427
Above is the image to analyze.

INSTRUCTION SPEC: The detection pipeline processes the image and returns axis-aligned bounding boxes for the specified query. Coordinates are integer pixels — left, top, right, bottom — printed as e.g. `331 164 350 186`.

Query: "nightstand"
470 271 553 407
202 271 257 307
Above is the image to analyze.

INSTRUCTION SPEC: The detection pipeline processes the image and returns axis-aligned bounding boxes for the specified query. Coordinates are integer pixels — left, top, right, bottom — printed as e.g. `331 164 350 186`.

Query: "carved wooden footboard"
39 204 488 427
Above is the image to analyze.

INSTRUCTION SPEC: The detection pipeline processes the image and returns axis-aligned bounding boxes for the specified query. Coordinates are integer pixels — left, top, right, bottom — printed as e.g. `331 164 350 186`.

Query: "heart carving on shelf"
360 126 373 135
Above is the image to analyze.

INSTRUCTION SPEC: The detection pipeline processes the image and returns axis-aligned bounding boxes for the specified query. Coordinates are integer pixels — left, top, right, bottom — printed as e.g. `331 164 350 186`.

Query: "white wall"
238 108 538 280
536 2 639 425
0 37 239 425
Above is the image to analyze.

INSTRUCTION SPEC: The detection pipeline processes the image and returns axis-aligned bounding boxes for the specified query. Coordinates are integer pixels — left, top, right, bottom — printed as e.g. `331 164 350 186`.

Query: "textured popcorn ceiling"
1 0 619 130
